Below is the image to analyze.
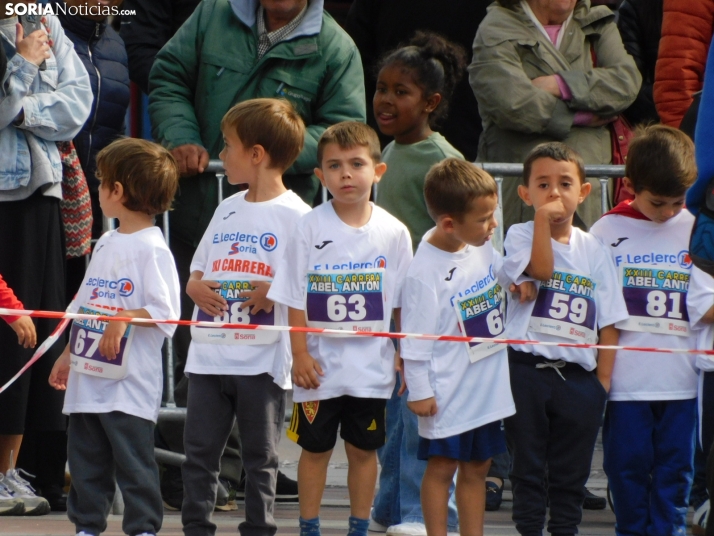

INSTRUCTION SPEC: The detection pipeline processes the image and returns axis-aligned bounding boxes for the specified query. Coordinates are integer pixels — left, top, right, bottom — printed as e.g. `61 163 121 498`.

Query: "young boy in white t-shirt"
400 158 515 536
502 142 629 536
590 125 699 536
268 122 413 536
181 98 311 535
49 138 181 536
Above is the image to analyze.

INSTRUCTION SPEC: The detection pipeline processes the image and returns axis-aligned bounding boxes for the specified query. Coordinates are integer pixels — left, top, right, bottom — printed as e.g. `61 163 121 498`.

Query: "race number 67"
74 328 102 357
549 293 588 324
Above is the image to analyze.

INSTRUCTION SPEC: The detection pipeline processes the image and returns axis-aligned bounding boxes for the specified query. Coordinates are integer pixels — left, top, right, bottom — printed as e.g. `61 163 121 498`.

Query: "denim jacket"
0 15 92 200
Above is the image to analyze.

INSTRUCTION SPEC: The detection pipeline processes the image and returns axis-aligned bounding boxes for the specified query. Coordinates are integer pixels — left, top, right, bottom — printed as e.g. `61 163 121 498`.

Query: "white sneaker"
369 518 388 533
77 532 97 536
0 479 24 516
694 499 710 536
387 523 427 536
1 469 50 516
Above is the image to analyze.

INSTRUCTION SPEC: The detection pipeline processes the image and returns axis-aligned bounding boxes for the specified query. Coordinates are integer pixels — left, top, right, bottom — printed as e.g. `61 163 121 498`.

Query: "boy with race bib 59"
400 158 516 536
590 125 699 536
268 122 413 536
49 138 181 536
501 143 628 536
181 99 311 536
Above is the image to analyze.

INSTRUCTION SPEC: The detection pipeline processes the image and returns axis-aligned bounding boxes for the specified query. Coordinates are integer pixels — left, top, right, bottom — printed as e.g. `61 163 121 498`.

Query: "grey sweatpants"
67 411 162 536
182 373 286 536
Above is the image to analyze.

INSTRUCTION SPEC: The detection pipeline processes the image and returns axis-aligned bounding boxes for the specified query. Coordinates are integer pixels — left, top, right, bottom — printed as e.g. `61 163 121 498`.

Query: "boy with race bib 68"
501 142 628 536
49 138 181 536
268 122 413 536
590 125 699 536
181 99 311 536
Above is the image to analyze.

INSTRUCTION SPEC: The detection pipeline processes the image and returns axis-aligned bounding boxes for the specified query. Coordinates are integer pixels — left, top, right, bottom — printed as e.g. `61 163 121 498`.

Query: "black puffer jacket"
58 11 130 195
617 0 663 125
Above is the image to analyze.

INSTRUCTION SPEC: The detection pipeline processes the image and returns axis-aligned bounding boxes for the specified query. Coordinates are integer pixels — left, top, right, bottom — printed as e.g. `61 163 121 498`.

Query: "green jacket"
469 0 641 165
148 0 365 246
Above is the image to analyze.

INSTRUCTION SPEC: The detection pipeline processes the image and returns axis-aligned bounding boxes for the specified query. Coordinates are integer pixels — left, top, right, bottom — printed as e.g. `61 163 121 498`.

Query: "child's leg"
456 459 491 536
232 373 286 536
421 456 458 536
298 448 333 519
649 399 696 536
67 413 116 536
345 442 378 519
181 374 238 536
602 401 655 536
546 367 607 536
101 412 162 536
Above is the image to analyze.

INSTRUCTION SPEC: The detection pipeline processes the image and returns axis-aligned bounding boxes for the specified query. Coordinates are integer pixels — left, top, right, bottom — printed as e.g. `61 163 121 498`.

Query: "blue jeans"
372 379 458 530
603 399 696 536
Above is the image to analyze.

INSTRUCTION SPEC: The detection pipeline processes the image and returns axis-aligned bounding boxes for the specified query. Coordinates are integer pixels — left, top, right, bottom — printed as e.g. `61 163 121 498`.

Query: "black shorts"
287 396 386 453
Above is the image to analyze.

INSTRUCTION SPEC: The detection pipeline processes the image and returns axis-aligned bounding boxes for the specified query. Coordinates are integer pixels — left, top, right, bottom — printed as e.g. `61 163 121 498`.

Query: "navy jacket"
58 11 130 193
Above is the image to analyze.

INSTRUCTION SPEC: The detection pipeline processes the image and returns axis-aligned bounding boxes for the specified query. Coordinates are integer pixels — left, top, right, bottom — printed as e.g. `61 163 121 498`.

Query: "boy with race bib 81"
589 125 699 536
181 99 311 536
400 158 515 536
501 142 628 536
49 138 181 536
268 122 413 536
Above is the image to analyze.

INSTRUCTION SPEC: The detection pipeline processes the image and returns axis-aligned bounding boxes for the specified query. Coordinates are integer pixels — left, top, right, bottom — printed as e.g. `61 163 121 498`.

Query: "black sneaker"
160 465 183 511
485 480 503 511
276 471 298 502
38 485 67 512
583 488 606 510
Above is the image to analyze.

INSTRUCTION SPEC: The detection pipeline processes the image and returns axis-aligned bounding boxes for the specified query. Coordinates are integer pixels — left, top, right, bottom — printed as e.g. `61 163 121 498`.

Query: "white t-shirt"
590 211 698 400
185 191 311 388
63 228 180 422
687 266 714 373
401 231 515 439
268 201 413 402
502 222 628 370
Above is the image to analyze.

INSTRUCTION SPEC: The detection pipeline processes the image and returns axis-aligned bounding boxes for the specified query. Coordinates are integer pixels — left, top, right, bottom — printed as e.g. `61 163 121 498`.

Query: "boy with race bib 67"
49 138 181 536
181 99 311 536
590 125 700 536
501 142 628 536
268 122 413 536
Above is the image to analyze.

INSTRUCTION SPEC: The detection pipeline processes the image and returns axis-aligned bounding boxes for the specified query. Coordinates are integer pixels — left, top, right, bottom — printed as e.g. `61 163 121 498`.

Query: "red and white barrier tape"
2 307 714 356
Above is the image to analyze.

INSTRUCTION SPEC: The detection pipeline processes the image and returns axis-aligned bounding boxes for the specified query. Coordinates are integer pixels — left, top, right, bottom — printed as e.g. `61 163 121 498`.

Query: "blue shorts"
417 421 506 462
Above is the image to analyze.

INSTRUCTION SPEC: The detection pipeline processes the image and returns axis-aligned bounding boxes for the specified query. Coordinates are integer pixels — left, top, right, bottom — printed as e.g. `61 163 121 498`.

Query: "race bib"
191 279 279 345
454 281 506 363
529 269 598 343
305 269 385 332
69 306 134 380
616 266 690 336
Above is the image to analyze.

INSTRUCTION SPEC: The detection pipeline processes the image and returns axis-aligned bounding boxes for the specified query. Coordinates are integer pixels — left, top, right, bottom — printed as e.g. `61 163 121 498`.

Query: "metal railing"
102 160 625 418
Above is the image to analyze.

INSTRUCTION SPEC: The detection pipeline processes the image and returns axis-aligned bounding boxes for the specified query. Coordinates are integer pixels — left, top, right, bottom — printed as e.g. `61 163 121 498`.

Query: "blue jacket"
0 14 91 199
58 11 130 192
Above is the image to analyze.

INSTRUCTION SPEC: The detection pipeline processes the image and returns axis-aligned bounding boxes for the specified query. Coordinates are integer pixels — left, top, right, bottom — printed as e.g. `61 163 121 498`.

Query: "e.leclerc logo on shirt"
678 250 693 269
260 233 278 252
374 256 387 268
87 277 135 300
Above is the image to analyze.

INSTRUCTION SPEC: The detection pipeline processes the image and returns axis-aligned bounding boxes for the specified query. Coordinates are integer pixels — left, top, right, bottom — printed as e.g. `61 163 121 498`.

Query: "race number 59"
549 293 588 324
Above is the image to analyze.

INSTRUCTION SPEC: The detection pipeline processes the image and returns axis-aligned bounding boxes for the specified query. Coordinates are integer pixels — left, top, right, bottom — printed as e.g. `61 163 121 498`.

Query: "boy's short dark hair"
317 121 382 165
424 158 497 222
96 138 179 216
221 98 305 172
626 124 697 197
523 142 585 185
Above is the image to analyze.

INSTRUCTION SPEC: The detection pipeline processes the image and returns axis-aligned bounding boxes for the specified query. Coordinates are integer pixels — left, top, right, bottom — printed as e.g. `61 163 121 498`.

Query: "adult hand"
531 75 561 98
171 144 210 177
15 23 50 67
9 316 36 348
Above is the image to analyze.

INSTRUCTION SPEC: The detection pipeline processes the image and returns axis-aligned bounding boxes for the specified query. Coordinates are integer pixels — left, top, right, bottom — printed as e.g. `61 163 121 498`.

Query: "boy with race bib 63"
49 138 181 536
268 122 413 536
590 125 700 536
501 142 628 536
181 99 311 536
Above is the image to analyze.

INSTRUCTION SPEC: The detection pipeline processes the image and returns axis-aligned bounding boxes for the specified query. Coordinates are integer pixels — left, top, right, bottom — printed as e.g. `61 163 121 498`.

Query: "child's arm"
404 358 437 417
596 324 619 393
699 305 714 325
99 308 154 361
392 308 407 396
527 201 566 280
48 343 71 390
186 270 227 317
288 307 324 389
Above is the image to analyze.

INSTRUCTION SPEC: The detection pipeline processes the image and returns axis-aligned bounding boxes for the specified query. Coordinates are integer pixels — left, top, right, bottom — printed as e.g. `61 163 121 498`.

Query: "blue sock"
348 516 370 536
299 516 321 536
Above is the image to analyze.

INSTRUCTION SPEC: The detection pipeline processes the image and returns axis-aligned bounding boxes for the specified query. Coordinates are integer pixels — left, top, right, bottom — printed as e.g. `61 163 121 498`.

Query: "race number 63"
326 294 367 321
